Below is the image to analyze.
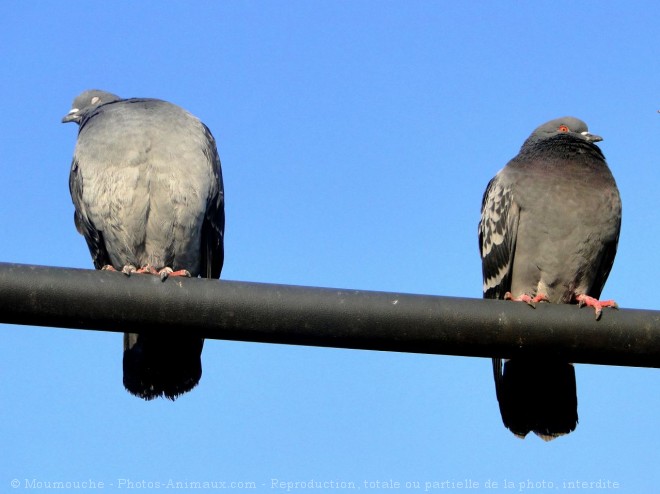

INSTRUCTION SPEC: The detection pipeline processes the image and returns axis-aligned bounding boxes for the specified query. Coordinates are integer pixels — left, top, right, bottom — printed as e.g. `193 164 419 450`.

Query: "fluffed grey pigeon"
478 116 621 440
63 89 224 400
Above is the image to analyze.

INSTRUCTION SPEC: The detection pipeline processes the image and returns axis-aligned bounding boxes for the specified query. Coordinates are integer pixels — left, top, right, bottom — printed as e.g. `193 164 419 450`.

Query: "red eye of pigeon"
558 125 569 132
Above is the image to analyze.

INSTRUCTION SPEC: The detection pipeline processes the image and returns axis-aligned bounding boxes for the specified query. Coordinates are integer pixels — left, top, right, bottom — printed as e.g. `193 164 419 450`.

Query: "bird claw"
108 264 191 281
135 265 159 275
504 292 549 308
121 265 138 276
575 294 618 320
157 267 191 281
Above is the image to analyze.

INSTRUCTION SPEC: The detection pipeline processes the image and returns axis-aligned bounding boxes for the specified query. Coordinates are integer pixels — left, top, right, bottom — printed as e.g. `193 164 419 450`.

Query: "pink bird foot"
575 294 618 320
101 264 137 276
105 263 191 281
504 292 549 308
157 267 192 281
135 265 159 275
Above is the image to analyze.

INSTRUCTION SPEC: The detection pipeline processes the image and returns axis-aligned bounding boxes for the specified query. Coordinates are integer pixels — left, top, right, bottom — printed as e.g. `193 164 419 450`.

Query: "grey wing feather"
199 124 225 280
69 158 111 269
589 229 620 300
479 173 520 400
478 173 519 300
581 187 621 300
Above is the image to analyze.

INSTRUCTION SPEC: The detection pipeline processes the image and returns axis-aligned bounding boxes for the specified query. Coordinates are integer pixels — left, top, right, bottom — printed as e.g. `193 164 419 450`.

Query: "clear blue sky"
1 1 658 492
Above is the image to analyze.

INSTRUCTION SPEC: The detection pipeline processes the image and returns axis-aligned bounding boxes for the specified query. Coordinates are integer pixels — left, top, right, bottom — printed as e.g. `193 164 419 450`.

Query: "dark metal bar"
0 262 658 368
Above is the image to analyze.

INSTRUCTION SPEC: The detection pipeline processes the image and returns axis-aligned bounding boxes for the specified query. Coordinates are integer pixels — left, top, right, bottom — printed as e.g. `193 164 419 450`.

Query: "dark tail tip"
123 333 204 401
493 358 578 440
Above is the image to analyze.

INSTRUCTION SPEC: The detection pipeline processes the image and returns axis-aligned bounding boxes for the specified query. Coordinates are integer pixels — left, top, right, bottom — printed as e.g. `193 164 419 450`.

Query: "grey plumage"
478 116 621 440
63 89 224 400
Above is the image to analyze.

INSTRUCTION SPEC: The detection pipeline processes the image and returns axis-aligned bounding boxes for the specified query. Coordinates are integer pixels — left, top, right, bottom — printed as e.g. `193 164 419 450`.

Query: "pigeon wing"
199 123 225 280
479 172 519 300
588 193 622 299
479 171 522 425
69 157 111 269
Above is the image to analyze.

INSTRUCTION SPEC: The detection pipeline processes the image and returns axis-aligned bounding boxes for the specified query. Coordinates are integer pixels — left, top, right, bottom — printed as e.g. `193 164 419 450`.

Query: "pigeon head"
524 117 602 147
62 90 121 125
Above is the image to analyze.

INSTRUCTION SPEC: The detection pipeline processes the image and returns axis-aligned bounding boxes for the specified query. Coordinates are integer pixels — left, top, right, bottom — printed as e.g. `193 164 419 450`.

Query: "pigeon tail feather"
494 357 578 440
123 333 204 401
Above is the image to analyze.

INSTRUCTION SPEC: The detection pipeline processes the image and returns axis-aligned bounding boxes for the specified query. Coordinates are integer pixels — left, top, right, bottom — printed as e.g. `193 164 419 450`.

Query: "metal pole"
0 262 658 368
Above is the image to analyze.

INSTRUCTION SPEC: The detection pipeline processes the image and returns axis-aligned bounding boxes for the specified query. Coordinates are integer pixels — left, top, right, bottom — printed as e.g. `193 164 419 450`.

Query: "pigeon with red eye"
478 116 622 440
63 89 225 401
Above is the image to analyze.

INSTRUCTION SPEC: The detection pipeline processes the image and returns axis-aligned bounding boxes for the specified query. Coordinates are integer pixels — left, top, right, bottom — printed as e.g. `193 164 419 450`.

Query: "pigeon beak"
581 131 603 143
61 108 80 124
